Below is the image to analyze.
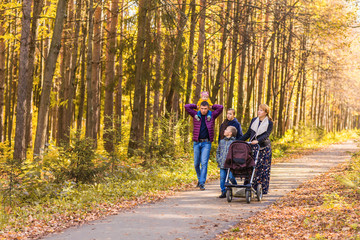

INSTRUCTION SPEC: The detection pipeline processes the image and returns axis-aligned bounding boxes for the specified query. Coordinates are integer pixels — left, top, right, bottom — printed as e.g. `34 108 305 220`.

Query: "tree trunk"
211 0 232 103
25 0 44 148
64 0 82 143
237 1 250 122
194 0 206 103
145 78 151 146
152 6 161 145
257 0 270 106
165 0 186 113
104 0 119 153
57 43 66 144
89 4 102 145
33 0 68 157
85 0 95 141
14 0 32 161
185 0 196 104
227 0 240 110
0 10 6 142
128 0 149 155
115 0 124 143
3 38 10 142
77 21 87 133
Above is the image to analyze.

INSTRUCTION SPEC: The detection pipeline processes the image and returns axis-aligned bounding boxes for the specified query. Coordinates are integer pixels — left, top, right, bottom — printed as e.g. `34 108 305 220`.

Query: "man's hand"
251 140 259 145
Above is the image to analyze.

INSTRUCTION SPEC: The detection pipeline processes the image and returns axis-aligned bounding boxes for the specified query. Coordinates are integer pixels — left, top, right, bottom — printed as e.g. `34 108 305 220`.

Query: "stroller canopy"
224 141 255 170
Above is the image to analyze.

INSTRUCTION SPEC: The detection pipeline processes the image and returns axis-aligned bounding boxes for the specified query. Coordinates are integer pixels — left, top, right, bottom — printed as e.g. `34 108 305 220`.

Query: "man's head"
224 126 237 138
200 101 210 116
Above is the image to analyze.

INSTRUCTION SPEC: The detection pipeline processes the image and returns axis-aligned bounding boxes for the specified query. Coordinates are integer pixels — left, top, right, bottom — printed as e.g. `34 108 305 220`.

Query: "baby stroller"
223 141 261 204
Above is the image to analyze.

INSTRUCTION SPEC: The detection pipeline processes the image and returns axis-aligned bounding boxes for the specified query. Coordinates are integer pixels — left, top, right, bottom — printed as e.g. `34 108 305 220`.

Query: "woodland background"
1 0 360 237
0 0 359 169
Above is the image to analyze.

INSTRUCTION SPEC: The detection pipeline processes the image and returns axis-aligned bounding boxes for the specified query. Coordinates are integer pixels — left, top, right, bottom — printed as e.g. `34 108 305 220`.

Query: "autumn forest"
0 0 358 161
2 0 360 238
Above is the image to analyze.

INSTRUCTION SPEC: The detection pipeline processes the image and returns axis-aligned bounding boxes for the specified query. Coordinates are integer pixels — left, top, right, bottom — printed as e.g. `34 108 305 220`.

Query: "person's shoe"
207 115 211 121
199 184 205 191
195 115 201 121
196 182 200 187
219 192 226 198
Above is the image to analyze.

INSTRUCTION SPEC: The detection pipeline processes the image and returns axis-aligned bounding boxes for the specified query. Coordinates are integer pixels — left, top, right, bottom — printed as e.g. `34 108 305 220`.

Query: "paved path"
44 140 358 240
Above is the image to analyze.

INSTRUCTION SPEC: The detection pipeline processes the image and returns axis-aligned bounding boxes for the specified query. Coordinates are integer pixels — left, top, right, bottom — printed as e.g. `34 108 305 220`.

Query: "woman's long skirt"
252 145 272 194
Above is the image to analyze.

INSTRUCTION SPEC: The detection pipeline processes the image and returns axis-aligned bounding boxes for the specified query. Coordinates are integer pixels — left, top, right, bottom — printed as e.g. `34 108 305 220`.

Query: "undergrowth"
0 127 359 236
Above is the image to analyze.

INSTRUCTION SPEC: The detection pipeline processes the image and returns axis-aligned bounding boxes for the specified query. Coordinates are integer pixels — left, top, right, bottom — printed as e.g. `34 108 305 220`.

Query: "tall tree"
194 0 206 103
91 4 102 142
33 0 68 157
77 21 87 133
104 0 119 153
165 0 186 113
85 0 95 141
0 9 6 143
211 0 232 103
152 5 162 145
25 0 44 148
128 0 149 155
185 0 196 105
115 0 124 143
65 0 82 141
14 0 32 161
227 0 240 110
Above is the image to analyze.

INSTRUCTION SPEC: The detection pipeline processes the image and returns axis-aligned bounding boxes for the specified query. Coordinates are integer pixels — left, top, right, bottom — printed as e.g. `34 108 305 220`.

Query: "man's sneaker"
196 182 200 187
199 184 205 191
219 192 226 198
207 115 211 121
195 115 201 121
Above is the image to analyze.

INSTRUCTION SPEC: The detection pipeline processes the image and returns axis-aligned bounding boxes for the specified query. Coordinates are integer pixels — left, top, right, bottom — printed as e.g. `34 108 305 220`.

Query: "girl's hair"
201 91 209 97
226 126 238 137
259 104 272 121
227 108 235 115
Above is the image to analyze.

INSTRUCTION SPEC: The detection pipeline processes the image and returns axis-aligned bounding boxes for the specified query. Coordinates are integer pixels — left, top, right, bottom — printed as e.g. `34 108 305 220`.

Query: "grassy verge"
217 148 360 240
271 129 360 163
0 129 359 239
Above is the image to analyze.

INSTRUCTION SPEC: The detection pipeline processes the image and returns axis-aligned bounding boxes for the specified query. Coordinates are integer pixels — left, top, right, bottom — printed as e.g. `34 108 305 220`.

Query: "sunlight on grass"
0 128 359 236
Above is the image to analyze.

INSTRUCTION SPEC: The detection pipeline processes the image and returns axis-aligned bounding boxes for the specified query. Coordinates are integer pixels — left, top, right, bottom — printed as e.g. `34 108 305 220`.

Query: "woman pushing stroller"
240 104 273 195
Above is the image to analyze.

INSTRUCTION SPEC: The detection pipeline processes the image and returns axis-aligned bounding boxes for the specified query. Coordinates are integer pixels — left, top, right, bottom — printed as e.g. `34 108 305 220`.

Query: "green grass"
271 129 360 159
0 128 359 237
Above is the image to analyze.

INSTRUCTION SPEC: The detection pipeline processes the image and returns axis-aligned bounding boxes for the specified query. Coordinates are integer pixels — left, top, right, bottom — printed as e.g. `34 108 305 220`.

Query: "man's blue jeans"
193 141 212 185
220 168 237 193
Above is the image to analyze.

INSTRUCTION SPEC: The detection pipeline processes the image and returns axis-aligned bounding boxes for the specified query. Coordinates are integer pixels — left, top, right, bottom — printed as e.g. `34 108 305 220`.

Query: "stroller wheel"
226 189 233 202
245 189 251 204
256 184 263 201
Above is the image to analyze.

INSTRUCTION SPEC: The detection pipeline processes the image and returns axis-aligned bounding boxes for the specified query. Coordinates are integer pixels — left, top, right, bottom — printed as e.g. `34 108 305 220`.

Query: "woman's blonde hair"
259 104 272 120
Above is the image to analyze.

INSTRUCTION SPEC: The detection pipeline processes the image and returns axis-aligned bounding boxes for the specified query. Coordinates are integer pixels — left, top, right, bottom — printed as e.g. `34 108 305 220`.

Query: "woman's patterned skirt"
252 145 272 194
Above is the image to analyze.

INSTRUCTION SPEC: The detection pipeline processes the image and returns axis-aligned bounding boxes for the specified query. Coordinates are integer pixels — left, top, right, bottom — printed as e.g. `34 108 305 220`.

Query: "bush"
43 137 102 184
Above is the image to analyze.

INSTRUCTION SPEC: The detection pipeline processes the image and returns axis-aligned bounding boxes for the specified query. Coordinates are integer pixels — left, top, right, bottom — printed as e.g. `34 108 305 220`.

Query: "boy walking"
216 126 238 198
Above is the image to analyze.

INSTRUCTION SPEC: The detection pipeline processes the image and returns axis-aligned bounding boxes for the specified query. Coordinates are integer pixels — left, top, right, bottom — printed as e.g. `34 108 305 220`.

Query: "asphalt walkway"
44 140 358 240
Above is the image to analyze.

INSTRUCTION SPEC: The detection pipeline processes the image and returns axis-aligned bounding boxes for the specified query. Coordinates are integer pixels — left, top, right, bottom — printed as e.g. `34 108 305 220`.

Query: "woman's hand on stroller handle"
246 141 260 148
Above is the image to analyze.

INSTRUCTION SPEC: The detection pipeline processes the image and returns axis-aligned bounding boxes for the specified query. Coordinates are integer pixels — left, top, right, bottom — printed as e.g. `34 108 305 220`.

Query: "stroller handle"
246 142 260 147
246 142 260 162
